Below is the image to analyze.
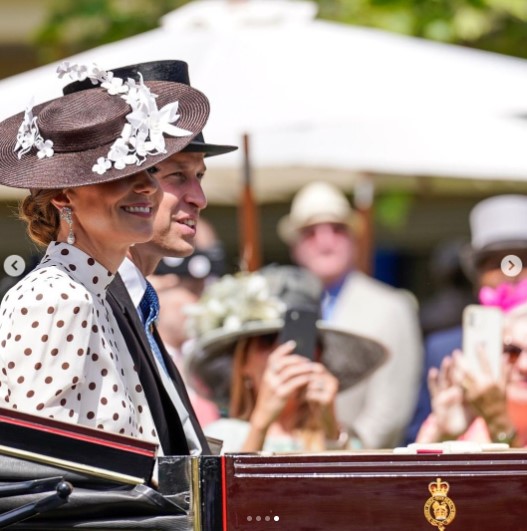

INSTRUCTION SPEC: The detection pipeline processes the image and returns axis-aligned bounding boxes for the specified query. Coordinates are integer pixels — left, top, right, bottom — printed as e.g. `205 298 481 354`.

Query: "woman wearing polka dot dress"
0 62 209 447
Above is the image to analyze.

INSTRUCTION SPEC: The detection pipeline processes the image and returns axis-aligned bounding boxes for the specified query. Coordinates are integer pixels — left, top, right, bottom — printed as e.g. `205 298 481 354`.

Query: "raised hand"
425 352 473 440
250 340 314 430
454 348 511 435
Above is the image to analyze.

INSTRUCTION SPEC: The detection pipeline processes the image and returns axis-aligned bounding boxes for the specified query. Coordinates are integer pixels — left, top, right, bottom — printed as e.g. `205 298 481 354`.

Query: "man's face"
134 152 207 261
477 250 527 288
292 222 356 286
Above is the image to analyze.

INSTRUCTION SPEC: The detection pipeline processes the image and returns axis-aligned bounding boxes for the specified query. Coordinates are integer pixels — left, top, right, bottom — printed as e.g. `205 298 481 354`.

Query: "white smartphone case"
462 304 503 379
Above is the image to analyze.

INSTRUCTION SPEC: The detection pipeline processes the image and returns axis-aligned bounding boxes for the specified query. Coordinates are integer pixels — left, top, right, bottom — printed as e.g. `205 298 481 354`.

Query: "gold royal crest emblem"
424 478 456 530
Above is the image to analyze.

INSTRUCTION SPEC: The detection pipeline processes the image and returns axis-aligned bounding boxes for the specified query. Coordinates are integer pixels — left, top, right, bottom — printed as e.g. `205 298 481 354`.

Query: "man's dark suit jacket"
107 273 210 455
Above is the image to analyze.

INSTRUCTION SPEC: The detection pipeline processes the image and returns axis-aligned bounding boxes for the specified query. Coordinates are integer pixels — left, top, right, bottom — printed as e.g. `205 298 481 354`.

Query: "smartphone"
278 307 319 361
462 305 504 379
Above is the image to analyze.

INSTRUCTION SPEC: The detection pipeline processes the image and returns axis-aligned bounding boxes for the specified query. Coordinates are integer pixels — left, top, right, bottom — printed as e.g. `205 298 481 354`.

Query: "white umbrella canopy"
1 0 527 204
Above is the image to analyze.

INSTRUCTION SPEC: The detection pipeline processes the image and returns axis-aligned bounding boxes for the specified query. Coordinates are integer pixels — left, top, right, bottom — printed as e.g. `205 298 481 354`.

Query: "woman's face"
56 169 162 269
241 334 307 412
477 251 527 289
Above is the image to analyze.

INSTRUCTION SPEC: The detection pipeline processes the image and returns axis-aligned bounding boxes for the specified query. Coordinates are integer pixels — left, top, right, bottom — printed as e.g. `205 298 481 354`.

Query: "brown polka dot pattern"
0 242 159 445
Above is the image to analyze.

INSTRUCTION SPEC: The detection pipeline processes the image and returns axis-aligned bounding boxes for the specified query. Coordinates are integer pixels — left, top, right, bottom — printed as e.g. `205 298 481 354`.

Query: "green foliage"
34 0 527 63
34 0 190 64
375 191 414 230
316 0 527 58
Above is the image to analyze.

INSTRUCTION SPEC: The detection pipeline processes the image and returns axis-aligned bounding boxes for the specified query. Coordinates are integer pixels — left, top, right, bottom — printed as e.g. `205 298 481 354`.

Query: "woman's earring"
60 207 75 245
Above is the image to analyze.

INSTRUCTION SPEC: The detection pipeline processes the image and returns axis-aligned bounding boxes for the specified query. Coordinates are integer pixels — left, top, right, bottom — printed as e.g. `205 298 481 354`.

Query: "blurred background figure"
416 304 527 447
419 239 475 337
277 181 422 449
148 217 227 427
184 265 387 453
406 194 527 443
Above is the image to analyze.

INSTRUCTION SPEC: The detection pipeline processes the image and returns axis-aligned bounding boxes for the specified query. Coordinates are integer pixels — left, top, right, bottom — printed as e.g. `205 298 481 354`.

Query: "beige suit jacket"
332 272 422 448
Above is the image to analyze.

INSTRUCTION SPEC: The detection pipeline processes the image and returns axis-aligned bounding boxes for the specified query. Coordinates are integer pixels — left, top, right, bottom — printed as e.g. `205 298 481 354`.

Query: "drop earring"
60 207 75 245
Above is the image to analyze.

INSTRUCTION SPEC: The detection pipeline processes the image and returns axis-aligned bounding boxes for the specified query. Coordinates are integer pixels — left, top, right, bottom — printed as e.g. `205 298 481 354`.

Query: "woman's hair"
229 338 255 421
19 189 61 247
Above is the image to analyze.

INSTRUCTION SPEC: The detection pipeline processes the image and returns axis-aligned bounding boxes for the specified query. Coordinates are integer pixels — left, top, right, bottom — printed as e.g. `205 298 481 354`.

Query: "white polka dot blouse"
0 242 159 445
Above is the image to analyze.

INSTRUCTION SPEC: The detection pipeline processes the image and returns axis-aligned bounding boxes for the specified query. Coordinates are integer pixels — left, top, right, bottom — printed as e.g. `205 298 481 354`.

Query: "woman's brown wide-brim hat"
0 80 210 189
184 265 388 411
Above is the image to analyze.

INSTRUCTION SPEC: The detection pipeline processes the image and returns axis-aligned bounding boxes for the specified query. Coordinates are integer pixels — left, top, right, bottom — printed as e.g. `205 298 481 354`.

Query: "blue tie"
139 281 169 374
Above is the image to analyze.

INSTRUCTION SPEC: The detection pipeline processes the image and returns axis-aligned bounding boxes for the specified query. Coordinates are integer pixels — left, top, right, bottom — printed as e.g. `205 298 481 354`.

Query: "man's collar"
325 271 352 297
118 257 148 308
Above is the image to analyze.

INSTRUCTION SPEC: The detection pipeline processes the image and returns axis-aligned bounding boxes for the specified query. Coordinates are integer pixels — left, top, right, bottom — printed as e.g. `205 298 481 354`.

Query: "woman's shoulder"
2 264 92 308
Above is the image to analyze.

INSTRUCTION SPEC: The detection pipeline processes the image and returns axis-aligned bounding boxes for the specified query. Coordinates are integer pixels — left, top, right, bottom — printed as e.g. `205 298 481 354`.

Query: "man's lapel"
109 273 210 454
153 326 211 453
109 274 155 370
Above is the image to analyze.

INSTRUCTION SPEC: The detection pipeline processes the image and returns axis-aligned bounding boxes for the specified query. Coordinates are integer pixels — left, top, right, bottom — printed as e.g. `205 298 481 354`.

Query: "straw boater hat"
63 60 237 158
184 265 388 411
277 181 362 245
0 61 211 189
461 195 527 277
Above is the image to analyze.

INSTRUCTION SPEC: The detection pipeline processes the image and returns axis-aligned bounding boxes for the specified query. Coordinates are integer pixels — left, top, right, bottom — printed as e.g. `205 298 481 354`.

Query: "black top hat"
63 60 237 158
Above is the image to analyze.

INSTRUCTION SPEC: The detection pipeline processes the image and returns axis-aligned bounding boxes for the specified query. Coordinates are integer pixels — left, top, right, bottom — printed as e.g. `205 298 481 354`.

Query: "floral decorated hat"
0 62 210 189
62 60 237 158
184 265 388 410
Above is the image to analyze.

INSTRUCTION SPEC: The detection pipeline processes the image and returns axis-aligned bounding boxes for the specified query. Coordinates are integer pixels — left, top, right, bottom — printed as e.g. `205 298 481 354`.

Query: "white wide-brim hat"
277 181 361 245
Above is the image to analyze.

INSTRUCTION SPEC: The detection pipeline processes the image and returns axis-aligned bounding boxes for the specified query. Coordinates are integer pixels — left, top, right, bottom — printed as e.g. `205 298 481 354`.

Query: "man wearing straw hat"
63 60 236 456
278 181 422 448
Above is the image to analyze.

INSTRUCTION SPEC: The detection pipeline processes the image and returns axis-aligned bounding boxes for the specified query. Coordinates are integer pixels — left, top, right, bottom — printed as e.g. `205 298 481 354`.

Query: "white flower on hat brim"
0 67 209 189
5 62 203 188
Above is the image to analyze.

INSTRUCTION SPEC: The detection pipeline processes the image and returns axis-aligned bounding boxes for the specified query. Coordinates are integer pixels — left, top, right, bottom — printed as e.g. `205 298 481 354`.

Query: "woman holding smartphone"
416 305 527 447
184 265 387 452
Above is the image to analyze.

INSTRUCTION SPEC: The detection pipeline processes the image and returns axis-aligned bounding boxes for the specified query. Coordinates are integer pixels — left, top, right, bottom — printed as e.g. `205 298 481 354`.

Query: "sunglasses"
479 248 527 265
300 223 350 239
503 343 527 363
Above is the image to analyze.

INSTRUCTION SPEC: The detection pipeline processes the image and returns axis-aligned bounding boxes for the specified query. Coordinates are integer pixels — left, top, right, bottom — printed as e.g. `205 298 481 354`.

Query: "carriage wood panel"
221 451 527 531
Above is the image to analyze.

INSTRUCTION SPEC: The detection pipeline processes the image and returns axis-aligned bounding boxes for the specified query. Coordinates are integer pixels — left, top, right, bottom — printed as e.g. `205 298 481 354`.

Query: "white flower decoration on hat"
185 272 286 338
14 61 193 175
92 157 112 175
14 99 54 160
